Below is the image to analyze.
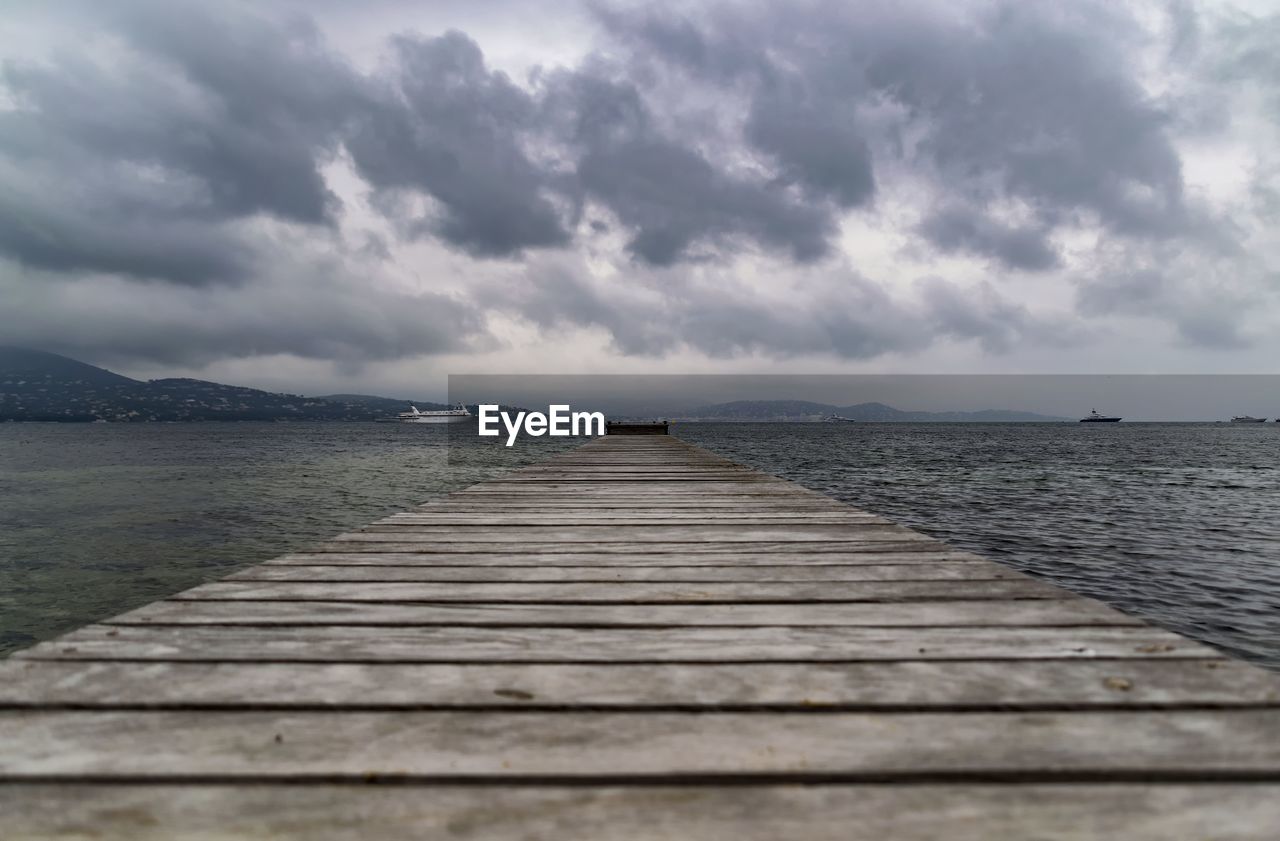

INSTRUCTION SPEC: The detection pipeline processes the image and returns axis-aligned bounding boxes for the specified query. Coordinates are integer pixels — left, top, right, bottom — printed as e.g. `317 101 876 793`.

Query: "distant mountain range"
2 347 1069 423
0 347 443 422
675 400 1069 422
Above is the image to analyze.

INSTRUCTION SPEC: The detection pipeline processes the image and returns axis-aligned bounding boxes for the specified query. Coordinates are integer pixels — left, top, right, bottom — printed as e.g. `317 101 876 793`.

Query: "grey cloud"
544 67 834 265
664 291 924 359
0 191 255 286
2 4 356 228
861 4 1192 239
745 85 875 209
0 0 492 370
513 256 1070 360
1166 0 1201 63
485 258 671 354
496 257 944 360
0 0 1272 371
601 7 875 209
1251 171 1280 222
1076 269 1166 318
345 31 571 257
103 1 360 224
1210 10 1280 125
0 257 482 368
918 205 1060 271
1075 268 1255 350
0 1 365 286
587 5 766 86
1174 309 1250 350
4 0 1213 286
2 4 844 277
584 0 1272 358
597 1 1211 249
917 277 1069 354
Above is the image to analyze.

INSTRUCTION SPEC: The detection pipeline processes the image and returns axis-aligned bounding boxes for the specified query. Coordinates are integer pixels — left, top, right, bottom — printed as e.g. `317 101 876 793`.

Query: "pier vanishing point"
3 432 1280 838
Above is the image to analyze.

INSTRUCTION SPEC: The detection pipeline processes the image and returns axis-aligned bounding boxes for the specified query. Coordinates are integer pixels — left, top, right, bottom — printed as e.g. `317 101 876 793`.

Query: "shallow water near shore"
1 421 1278 668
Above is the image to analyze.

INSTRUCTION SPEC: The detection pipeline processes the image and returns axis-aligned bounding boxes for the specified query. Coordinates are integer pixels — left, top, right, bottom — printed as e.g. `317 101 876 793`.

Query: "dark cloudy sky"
1 0 1277 397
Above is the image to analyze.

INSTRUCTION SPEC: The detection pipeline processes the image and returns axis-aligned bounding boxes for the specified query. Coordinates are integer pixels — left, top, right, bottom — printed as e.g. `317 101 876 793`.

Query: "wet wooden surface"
2 434 1279 839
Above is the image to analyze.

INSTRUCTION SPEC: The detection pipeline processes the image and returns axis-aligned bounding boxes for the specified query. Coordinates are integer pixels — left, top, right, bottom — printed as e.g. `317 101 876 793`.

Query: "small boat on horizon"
825 414 857 423
1079 408 1122 423
379 404 472 424
1230 415 1268 423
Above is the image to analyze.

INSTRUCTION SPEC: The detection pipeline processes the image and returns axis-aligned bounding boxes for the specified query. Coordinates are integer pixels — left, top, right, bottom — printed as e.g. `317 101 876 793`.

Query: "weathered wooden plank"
420 499 850 508
415 508 855 515
379 514 889 525
334 524 926 543
3 784 1278 841
390 507 871 514
168 579 1070 603
16 624 1211 662
420 495 846 505
7 659 1274 710
307 541 944 554
4 709 1280 779
228 563 1022 582
445 491 826 499
451 476 804 482
268 550 987 566
446 489 817 495
509 470 764 477
103 598 1135 628
498 480 784 486
481 476 784 484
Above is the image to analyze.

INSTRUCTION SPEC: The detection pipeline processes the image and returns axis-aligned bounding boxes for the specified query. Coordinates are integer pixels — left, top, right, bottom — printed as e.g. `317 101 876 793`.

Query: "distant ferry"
1079 408 1122 423
382 404 472 424
825 414 857 423
1230 415 1268 423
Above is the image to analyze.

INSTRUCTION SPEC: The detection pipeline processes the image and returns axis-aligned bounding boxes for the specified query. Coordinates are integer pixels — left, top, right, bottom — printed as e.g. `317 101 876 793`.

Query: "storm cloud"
917 206 1060 272
346 32 571 257
0 1 360 285
0 0 1277 383
487 253 1069 361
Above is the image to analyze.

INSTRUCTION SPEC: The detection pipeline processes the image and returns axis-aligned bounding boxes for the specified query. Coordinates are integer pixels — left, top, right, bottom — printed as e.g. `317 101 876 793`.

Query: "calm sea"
1 422 1278 668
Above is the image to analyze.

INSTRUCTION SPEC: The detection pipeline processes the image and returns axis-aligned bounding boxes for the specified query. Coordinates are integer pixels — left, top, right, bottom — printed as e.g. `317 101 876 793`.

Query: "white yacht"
1079 408 1122 423
393 404 472 424
1230 415 1268 423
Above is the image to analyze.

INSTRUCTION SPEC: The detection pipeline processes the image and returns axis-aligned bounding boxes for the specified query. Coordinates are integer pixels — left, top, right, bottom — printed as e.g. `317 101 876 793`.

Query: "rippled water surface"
0 423 576 655
681 422 1280 668
2 421 1278 668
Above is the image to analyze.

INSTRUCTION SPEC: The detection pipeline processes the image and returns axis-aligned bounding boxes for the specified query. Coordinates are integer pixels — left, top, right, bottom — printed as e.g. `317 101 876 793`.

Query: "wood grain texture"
101 598 1136 627
5 659 1274 710
4 709 1280 779
167 578 1071 603
228 562 1024 582
269 549 985 565
379 513 886 523
332 525 930 543
305 540 945 554
4 784 1280 841
17 624 1210 662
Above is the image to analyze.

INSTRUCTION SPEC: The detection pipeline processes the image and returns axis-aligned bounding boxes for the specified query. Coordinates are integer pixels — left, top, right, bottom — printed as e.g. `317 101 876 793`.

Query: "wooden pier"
2 434 1279 838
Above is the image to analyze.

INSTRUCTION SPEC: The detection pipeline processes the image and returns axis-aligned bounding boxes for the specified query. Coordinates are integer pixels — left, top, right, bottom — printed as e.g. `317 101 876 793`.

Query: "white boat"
1079 408 1122 423
392 404 472 424
825 414 857 423
1230 415 1267 423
